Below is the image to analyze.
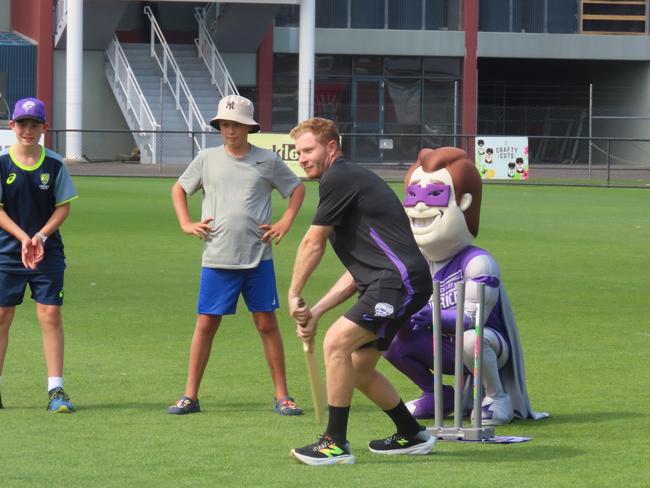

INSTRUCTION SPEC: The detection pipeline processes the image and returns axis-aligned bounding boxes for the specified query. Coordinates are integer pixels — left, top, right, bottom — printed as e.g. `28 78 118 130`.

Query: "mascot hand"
410 303 433 332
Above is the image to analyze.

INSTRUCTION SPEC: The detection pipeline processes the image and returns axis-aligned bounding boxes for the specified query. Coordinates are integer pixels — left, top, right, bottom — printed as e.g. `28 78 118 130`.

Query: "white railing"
54 0 68 46
194 6 239 99
144 5 209 153
105 36 159 164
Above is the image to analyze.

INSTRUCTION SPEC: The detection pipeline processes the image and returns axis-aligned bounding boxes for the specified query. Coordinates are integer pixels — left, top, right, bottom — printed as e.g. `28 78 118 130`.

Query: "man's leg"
252 311 289 401
184 313 222 400
290 316 374 466
323 316 379 407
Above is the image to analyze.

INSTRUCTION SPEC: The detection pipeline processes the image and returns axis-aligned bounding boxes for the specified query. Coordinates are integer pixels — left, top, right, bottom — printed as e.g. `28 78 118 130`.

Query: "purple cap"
12 98 47 123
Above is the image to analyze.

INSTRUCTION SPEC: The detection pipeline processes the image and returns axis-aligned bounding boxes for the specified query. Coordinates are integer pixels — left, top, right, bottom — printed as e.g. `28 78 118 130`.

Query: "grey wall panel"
275 27 465 56
478 32 650 60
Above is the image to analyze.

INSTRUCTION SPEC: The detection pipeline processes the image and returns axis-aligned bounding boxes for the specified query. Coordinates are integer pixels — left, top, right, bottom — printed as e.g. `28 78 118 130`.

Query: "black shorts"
344 280 429 351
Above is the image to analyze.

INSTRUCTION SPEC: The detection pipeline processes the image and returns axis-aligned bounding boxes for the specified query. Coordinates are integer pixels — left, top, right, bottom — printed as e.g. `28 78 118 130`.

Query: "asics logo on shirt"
6 173 16 184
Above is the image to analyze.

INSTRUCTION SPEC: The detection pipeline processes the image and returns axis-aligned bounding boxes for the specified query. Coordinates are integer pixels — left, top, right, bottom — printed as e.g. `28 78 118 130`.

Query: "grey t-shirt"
178 144 301 269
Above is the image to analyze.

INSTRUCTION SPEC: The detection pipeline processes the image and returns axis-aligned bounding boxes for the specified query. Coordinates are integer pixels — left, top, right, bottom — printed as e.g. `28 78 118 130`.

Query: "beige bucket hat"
209 95 260 133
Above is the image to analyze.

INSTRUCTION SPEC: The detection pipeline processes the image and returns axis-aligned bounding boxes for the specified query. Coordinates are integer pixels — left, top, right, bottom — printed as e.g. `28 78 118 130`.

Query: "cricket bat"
297 298 327 424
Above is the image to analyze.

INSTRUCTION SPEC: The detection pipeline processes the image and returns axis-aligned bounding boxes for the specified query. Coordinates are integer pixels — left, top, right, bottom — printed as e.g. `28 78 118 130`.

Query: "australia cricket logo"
39 172 51 190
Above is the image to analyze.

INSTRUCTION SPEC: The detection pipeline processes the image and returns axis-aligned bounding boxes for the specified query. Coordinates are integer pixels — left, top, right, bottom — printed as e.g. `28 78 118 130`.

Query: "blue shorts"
197 259 279 315
0 270 65 307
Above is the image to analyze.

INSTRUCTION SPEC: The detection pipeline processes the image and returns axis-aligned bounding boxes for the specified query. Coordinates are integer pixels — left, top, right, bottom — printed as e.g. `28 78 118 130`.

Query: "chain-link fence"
46 129 650 188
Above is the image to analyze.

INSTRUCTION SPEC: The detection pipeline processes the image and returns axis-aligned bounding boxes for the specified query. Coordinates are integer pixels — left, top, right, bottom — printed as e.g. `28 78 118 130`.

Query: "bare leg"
252 311 289 400
184 314 222 400
322 316 379 407
353 347 401 410
36 304 64 377
0 306 16 375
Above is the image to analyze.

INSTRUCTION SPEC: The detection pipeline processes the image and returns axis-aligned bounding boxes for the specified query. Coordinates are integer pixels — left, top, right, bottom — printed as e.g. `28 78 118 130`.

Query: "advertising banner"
249 133 306 178
475 136 529 181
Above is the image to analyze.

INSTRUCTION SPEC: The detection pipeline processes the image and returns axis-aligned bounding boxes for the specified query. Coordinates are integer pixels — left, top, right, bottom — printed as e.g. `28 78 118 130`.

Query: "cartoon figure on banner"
475 139 485 166
384 147 549 425
479 148 495 179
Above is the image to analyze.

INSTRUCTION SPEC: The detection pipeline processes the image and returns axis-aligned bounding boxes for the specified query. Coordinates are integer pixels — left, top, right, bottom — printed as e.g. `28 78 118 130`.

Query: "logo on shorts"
39 173 50 190
374 302 394 318
6 173 16 184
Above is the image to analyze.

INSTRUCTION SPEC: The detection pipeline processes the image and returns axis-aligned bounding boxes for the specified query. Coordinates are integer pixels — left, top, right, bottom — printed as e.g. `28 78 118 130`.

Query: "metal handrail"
105 35 159 163
54 0 68 46
144 5 208 152
194 6 239 99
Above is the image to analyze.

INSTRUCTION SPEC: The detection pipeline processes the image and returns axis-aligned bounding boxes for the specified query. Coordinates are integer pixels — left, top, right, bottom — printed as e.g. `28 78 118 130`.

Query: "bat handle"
296 297 312 352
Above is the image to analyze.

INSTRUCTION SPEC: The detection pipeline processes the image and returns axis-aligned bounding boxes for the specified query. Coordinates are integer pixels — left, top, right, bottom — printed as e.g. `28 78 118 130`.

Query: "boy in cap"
0 97 78 412
169 95 306 416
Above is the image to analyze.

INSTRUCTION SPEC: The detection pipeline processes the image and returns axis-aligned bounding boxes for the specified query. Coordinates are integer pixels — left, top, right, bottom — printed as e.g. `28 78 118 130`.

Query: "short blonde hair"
290 117 341 150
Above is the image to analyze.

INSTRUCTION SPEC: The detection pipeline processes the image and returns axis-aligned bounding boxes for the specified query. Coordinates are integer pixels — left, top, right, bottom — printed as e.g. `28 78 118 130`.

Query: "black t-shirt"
313 158 431 294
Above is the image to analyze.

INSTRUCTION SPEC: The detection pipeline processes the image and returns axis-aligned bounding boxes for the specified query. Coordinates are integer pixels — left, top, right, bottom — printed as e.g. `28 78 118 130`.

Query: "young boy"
0 98 78 412
168 95 305 416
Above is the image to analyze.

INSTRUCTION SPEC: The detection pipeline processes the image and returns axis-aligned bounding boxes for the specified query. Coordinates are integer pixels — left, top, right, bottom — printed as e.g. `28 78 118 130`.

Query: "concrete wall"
590 62 650 166
52 50 135 160
274 26 466 56
221 53 257 87
479 32 650 61
0 0 10 31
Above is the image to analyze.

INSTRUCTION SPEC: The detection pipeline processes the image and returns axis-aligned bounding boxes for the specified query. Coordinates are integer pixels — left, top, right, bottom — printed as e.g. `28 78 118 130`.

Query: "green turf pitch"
0 177 648 487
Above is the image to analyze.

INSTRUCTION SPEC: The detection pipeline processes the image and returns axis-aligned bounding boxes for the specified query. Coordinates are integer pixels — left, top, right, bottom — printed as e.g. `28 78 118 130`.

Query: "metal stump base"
428 426 496 441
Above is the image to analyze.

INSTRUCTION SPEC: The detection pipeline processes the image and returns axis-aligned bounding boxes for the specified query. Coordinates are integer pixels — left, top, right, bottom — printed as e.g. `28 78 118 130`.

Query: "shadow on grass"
505 411 648 428
362 445 583 464
73 400 282 413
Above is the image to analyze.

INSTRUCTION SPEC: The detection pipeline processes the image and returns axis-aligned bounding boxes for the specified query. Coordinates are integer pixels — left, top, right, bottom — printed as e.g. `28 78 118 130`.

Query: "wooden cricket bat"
297 298 327 424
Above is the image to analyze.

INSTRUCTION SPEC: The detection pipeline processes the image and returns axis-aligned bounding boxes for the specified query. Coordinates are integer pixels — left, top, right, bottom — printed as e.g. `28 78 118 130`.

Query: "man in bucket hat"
169 95 306 416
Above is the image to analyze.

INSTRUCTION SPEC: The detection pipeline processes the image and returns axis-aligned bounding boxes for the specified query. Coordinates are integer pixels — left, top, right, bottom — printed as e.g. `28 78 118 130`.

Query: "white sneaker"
474 393 514 426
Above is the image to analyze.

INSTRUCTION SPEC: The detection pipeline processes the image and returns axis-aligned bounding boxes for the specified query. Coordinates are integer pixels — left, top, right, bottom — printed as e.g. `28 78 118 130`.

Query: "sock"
48 377 64 392
325 405 350 445
384 400 421 437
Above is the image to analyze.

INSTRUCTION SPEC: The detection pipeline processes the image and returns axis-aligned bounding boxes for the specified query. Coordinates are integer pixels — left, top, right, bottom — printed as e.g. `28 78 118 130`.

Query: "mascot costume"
384 147 548 425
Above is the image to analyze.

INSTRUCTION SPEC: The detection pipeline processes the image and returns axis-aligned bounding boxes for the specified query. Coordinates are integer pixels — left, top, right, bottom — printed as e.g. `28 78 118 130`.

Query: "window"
388 0 423 30
317 0 348 28
351 0 384 28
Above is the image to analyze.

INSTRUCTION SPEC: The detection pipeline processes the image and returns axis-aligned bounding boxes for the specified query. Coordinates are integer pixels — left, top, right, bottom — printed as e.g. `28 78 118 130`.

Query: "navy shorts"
197 259 279 315
345 279 429 351
0 270 65 307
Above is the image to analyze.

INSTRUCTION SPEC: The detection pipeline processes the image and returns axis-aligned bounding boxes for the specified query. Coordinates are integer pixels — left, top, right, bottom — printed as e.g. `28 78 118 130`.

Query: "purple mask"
403 183 451 208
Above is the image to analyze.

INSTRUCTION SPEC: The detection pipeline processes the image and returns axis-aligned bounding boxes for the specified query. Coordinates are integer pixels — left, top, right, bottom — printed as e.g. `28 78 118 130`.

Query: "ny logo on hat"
226 100 235 110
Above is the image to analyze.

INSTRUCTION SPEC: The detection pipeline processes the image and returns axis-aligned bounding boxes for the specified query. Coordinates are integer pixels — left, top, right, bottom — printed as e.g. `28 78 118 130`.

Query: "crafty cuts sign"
475 137 529 181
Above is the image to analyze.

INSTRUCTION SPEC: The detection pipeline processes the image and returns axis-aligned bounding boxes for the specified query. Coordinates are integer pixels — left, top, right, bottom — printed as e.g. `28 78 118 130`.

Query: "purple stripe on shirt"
368 227 414 299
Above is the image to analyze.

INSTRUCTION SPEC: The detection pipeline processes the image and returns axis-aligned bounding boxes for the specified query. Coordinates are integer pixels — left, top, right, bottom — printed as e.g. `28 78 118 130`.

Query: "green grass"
1 177 648 487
